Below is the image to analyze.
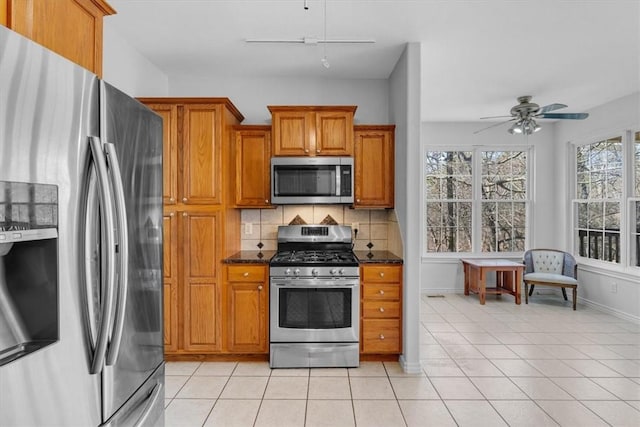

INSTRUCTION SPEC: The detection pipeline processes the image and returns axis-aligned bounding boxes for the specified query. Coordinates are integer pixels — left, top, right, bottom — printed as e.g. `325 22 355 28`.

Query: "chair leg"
524 282 529 304
573 287 577 310
561 287 568 301
528 284 535 296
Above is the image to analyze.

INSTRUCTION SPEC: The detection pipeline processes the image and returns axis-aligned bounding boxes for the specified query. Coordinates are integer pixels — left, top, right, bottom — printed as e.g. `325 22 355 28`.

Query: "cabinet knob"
304 149 309 153
379 289 385 295
379 334 385 340
169 197 175 203
265 200 269 204
182 212 188 217
182 197 188 202
379 272 385 278
243 272 249 277
169 212 175 217
258 285 263 290
357 199 361 203
379 307 385 313
316 149 321 153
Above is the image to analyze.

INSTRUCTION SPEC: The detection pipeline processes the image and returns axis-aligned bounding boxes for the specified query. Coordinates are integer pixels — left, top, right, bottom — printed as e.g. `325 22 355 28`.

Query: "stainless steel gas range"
269 225 360 368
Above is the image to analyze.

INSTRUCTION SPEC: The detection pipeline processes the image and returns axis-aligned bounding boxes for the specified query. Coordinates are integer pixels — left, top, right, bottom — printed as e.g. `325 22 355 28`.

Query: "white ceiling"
106 0 640 122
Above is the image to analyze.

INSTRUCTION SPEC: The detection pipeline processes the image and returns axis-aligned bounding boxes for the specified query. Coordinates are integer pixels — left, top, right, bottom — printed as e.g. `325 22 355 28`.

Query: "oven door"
270 278 359 343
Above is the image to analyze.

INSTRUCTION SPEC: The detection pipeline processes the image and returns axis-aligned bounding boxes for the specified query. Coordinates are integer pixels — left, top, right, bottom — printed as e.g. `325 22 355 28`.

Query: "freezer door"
99 81 164 421
0 26 102 425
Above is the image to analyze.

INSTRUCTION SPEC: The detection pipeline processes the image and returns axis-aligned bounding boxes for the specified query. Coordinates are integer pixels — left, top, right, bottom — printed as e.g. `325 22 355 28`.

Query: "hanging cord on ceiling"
321 0 330 68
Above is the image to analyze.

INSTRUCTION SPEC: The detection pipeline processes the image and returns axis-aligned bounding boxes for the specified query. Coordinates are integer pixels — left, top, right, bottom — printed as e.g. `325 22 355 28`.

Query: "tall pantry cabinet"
139 98 244 355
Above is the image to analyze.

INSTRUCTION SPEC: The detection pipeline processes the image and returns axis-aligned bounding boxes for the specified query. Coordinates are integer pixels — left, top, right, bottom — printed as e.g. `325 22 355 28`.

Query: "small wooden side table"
460 259 523 305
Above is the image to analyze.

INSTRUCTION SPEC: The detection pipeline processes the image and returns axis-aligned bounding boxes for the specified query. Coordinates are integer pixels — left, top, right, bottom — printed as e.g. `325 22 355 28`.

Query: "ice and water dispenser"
0 181 58 365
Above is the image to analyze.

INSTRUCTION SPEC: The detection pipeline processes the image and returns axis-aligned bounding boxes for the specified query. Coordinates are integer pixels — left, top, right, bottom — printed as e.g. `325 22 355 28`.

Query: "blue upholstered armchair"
523 249 578 310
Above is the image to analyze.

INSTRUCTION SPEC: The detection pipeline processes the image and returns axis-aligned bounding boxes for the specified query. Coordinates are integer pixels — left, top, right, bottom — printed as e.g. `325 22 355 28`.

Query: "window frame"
423 145 533 257
571 129 640 270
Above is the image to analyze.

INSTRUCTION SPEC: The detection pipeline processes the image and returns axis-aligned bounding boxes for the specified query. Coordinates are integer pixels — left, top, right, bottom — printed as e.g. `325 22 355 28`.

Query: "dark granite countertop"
223 251 275 264
355 250 404 264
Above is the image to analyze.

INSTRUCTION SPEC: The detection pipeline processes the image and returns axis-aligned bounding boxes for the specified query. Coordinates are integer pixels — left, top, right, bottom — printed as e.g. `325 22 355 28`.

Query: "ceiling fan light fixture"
508 118 541 135
508 120 524 134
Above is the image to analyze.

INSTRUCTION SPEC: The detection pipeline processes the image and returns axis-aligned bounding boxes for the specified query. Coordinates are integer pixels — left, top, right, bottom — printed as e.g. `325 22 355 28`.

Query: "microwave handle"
335 165 341 196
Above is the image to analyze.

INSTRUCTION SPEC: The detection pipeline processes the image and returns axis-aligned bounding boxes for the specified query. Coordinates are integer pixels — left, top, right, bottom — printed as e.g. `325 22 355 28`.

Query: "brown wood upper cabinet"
139 98 245 206
233 125 271 208
0 0 116 77
354 125 395 208
269 106 356 156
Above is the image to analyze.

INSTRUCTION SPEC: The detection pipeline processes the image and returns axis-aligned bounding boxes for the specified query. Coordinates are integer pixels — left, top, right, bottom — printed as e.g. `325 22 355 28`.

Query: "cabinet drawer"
226 265 266 281
363 301 400 318
362 319 401 353
362 283 400 300
362 266 401 283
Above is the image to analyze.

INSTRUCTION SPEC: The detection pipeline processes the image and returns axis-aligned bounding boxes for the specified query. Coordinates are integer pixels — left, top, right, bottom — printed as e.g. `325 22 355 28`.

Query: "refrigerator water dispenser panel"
0 181 58 366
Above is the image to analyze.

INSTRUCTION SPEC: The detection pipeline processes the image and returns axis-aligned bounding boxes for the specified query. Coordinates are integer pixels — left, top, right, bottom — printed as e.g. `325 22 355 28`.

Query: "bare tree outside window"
575 137 622 263
632 132 640 266
425 149 528 253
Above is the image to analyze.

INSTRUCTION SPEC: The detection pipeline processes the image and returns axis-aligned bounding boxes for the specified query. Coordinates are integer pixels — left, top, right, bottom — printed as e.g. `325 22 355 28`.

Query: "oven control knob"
285 268 292 275
339 268 345 275
311 268 319 277
294 268 301 276
330 269 338 275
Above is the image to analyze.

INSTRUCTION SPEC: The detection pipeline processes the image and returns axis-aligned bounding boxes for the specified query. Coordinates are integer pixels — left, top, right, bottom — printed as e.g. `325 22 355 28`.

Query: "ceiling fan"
475 96 589 135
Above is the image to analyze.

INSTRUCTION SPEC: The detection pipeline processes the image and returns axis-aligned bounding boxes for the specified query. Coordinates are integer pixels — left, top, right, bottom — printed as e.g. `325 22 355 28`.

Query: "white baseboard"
398 355 423 374
579 297 640 324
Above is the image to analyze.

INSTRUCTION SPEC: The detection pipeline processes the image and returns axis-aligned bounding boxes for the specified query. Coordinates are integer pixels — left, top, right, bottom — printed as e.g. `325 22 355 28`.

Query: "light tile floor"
163 293 640 426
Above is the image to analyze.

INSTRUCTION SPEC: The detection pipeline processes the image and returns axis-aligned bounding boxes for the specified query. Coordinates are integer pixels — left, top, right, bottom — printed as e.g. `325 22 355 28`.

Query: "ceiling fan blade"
473 118 516 134
538 103 567 114
537 112 589 120
479 115 513 119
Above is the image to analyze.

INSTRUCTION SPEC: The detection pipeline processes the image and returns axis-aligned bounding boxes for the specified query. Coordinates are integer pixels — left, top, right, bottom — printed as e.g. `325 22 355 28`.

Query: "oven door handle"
272 280 358 288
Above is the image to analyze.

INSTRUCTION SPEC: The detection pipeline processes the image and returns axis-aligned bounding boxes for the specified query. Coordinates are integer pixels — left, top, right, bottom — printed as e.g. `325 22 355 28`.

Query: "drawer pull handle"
243 272 249 277
379 307 385 313
258 285 263 290
379 272 385 277
379 334 385 340
379 290 385 295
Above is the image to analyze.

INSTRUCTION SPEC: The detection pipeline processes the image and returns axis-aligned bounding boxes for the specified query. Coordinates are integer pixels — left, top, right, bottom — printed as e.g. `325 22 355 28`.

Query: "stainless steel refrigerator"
0 25 164 426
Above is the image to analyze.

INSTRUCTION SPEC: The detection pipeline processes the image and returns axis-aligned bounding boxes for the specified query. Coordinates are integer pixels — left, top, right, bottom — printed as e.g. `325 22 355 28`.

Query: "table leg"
515 268 522 305
479 268 486 305
463 263 470 296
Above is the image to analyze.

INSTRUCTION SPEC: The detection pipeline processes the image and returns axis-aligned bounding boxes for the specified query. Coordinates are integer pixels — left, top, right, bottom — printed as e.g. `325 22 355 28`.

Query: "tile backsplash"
241 206 402 255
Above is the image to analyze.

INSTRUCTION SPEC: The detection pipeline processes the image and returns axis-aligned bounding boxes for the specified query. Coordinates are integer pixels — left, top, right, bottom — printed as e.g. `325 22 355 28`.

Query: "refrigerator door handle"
133 382 163 427
87 136 118 375
104 142 129 366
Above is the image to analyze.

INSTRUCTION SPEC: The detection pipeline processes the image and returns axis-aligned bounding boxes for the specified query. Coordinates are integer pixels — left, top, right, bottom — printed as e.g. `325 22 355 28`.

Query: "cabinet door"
272 111 313 156
315 111 354 156
234 127 271 207
354 127 395 208
147 104 178 205
226 265 268 353
163 212 179 352
183 104 222 204
3 0 115 76
182 211 221 352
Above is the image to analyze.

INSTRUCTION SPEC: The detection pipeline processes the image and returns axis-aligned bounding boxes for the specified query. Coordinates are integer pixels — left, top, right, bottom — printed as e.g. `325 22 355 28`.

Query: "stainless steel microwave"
271 157 354 204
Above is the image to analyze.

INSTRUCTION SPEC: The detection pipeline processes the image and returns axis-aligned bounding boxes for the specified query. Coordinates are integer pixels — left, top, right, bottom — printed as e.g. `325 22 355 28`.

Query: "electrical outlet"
611 282 617 293
245 222 253 235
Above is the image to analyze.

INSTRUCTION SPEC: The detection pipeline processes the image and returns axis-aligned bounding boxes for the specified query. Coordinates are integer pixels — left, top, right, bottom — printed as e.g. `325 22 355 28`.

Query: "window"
574 137 623 263
425 148 529 253
632 131 640 266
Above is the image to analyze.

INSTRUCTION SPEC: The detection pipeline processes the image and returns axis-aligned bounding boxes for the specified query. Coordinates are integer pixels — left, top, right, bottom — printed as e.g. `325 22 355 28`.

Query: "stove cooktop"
270 250 358 266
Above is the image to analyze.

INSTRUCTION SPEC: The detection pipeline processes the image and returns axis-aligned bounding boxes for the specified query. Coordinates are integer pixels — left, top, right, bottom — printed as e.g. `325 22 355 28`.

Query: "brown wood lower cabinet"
224 264 269 353
360 264 403 355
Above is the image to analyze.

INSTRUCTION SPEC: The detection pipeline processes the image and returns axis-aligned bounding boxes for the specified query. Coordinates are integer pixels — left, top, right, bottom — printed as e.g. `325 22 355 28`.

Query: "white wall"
420 122 558 294
390 42 422 373
555 92 640 321
169 74 389 124
102 26 169 97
